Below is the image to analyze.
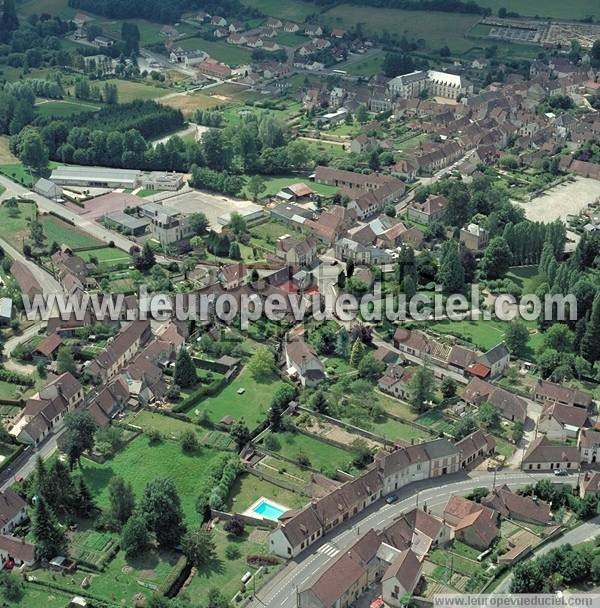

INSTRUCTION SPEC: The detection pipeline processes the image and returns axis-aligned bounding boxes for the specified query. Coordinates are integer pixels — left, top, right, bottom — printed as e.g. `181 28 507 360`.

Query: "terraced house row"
268 433 494 558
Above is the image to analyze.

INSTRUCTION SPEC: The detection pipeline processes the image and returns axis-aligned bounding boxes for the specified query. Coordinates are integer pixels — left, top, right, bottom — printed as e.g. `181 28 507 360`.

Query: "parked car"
385 494 398 504
554 468 568 476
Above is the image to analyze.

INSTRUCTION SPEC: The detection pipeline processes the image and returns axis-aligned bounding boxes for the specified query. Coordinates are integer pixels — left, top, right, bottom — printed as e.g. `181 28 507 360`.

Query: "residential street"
247 470 579 608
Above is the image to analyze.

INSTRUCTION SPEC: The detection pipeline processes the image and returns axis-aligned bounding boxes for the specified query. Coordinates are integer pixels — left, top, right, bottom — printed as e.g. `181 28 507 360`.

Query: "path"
2 321 45 374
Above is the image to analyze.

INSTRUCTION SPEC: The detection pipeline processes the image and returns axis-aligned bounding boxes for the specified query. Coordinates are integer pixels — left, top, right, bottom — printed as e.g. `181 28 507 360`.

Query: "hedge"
0 368 35 386
172 376 228 413
157 554 188 596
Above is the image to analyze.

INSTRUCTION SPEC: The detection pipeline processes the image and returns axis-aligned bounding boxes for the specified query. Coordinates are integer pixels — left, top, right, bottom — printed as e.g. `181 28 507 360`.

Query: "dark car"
385 494 398 504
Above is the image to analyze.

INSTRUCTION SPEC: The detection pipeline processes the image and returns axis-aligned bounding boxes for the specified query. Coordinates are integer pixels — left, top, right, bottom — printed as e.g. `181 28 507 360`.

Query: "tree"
408 364 434 413
481 236 512 279
437 241 465 294
368 150 380 172
32 497 67 560
355 105 368 123
173 348 196 389
0 572 22 602
335 328 350 357
63 410 97 469
311 390 329 414
349 338 365 368
504 321 529 357
247 175 266 201
229 212 247 236
56 345 76 374
543 324 574 353
512 420 524 444
230 421 250 451
76 477 95 517
189 212 209 235
0 0 19 33
180 429 199 453
441 377 457 399
121 513 151 557
139 478 185 548
228 241 241 260
580 292 600 364
247 347 276 380
358 353 385 381
478 401 500 429
182 527 216 567
17 127 48 173
207 587 231 608
223 515 245 537
134 241 156 272
108 476 135 527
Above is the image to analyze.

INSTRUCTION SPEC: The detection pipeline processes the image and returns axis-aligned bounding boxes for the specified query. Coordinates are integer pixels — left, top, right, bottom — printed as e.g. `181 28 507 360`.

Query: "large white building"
387 70 472 101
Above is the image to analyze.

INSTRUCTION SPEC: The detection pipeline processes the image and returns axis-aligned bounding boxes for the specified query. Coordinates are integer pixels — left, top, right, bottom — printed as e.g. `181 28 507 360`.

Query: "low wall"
212 508 278 529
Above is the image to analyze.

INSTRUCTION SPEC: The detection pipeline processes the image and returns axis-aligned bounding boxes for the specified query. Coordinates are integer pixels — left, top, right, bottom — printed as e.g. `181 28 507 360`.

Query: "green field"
183 522 270 604
2 580 74 608
363 415 433 443
41 215 103 249
476 0 600 20
178 37 253 65
35 99 101 119
78 435 226 522
0 380 27 400
77 246 132 268
187 366 286 429
19 0 75 18
128 409 205 438
0 201 35 247
99 78 167 103
262 430 354 473
240 0 317 22
337 51 386 77
249 175 339 200
225 472 307 512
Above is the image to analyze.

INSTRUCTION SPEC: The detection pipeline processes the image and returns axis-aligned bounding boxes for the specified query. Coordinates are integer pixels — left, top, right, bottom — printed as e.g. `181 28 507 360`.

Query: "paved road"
0 231 61 296
248 470 578 608
3 321 45 373
0 176 135 253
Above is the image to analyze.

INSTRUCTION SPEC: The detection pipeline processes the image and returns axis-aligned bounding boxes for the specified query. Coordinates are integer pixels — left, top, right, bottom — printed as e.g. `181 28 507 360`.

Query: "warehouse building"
50 166 144 189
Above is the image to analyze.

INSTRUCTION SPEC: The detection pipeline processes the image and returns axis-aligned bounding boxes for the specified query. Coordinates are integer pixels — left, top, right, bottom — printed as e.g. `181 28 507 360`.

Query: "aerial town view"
1 0 600 606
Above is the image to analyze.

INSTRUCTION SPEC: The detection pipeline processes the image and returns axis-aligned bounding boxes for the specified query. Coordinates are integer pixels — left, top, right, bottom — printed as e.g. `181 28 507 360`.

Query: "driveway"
3 321 44 373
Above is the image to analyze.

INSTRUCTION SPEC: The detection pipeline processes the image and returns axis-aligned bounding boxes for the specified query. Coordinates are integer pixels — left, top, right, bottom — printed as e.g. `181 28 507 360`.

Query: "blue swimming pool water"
252 500 286 521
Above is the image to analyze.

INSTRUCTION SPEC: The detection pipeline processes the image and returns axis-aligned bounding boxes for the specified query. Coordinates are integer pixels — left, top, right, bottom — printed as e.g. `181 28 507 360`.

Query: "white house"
284 337 325 387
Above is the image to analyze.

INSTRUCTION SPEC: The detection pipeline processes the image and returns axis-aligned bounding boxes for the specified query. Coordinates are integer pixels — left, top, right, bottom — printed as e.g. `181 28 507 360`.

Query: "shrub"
225 544 241 560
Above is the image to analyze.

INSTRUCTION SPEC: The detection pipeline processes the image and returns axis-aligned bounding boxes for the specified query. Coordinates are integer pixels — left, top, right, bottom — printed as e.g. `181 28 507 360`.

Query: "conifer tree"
32 497 66 560
174 348 196 389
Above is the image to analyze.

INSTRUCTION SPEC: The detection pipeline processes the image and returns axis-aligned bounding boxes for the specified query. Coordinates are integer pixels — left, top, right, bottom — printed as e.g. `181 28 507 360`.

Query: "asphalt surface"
247 470 580 608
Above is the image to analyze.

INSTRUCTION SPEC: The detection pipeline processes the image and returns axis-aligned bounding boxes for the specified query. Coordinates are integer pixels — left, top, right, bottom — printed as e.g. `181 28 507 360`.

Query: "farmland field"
101 78 167 103
160 91 226 115
475 0 600 20
239 0 316 23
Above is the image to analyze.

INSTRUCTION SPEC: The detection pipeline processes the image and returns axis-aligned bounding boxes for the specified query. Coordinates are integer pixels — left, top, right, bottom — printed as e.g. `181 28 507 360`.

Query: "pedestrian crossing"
318 543 340 558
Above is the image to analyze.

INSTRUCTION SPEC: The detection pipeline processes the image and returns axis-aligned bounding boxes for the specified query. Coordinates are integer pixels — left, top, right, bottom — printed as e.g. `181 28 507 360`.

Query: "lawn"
187 366 286 430
127 409 205 438
505 265 543 294
77 246 132 268
0 380 28 400
78 435 226 523
225 472 307 512
0 136 18 164
0 201 35 247
262 430 354 474
3 581 74 608
475 0 600 20
32 546 183 604
376 391 418 421
178 37 253 65
0 164 36 187
337 51 386 77
250 175 339 199
365 415 433 443
429 548 483 576
184 522 272 604
35 99 101 119
41 215 103 249
415 410 455 435
101 78 167 103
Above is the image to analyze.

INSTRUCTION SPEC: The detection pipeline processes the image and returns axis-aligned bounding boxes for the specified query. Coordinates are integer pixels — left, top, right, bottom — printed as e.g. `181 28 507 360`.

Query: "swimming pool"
245 497 289 521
